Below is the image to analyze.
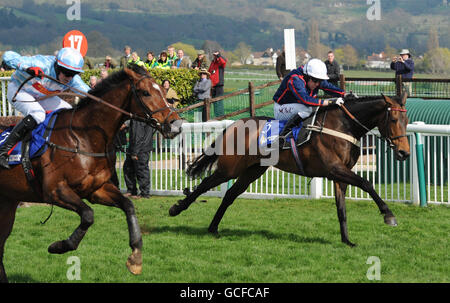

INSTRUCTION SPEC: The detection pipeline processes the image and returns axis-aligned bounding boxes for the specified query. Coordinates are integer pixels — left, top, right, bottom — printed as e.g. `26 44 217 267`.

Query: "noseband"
385 107 408 148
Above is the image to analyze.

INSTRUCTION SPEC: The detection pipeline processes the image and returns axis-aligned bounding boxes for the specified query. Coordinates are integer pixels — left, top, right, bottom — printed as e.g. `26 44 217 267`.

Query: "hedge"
0 68 201 106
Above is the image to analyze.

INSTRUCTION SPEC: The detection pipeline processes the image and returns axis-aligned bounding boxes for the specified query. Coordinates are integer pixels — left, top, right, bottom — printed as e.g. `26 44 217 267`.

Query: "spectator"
120 45 132 69
324 50 340 87
155 52 170 69
127 51 145 67
104 55 116 70
89 75 98 88
83 56 93 70
1 60 13 71
173 49 191 69
123 119 153 199
276 50 290 80
208 50 227 117
192 50 209 70
162 79 180 108
110 122 128 189
390 49 414 79
144 51 157 70
167 45 178 67
193 68 212 121
100 69 109 80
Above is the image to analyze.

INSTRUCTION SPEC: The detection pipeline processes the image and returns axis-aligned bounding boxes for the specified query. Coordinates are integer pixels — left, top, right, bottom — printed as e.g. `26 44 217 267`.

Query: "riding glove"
26 67 44 79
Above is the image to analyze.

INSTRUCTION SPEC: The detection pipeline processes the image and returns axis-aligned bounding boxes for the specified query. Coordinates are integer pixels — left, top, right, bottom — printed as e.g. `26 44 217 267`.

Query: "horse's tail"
186 130 224 179
186 148 219 179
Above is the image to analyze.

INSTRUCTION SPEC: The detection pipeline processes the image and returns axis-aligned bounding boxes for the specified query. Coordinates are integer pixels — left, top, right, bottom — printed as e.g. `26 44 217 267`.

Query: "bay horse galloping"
170 93 410 247
0 65 182 282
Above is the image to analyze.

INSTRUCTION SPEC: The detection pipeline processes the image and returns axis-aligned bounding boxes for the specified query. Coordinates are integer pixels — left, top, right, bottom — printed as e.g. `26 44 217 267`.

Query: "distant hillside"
0 0 449 56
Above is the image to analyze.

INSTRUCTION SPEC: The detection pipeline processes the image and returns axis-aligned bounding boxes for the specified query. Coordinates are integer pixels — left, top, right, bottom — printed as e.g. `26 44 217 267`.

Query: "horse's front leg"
47 184 94 254
89 182 142 275
334 181 355 247
328 165 397 226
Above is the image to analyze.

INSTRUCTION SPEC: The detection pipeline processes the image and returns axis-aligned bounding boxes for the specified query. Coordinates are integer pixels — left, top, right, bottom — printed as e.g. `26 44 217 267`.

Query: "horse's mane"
75 64 149 109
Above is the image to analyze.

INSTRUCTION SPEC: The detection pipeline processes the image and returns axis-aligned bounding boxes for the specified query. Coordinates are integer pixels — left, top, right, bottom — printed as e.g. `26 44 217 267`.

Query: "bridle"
339 102 408 149
384 107 408 148
127 75 178 129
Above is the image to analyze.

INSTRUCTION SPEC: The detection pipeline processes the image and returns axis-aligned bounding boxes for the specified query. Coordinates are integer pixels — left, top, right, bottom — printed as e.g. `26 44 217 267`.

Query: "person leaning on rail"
0 47 90 169
272 58 347 144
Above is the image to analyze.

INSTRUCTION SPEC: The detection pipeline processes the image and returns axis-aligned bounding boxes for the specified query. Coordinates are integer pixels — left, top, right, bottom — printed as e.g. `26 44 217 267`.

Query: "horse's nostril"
398 150 410 159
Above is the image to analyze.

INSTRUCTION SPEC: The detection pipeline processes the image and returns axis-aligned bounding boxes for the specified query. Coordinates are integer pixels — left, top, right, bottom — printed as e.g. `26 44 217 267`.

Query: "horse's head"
124 66 183 139
379 92 410 161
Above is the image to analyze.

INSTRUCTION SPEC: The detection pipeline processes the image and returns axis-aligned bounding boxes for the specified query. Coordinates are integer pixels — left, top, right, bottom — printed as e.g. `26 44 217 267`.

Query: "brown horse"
169 93 410 247
0 65 182 282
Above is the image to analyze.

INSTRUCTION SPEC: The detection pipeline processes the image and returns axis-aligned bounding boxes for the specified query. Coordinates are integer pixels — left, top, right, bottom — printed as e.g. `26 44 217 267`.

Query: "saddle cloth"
0 110 60 165
258 107 319 150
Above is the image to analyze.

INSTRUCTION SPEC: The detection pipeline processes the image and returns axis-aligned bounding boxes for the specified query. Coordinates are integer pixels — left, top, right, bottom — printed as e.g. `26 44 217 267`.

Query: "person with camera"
390 49 414 80
208 51 227 117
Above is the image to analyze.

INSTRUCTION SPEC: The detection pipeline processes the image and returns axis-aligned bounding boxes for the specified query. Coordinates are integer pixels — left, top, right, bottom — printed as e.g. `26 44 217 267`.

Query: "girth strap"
306 125 360 147
46 141 115 158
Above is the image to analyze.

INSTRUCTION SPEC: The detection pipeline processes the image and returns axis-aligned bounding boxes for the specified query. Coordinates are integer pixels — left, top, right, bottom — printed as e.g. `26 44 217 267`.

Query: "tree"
384 44 398 60
201 40 224 60
171 42 197 60
233 42 252 65
423 47 450 74
335 45 359 69
427 27 440 51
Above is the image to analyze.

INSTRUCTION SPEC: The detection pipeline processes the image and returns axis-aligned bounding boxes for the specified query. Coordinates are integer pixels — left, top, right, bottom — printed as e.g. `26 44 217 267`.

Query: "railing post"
339 74 346 91
249 81 255 117
412 122 427 207
395 75 402 97
310 177 323 199
204 98 211 121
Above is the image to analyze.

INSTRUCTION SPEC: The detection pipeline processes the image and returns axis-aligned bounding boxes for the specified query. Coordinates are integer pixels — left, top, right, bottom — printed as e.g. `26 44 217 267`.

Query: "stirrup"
0 157 11 169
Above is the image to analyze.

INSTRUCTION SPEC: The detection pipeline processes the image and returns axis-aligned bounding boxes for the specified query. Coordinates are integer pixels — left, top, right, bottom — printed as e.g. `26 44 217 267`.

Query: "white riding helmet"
304 58 329 80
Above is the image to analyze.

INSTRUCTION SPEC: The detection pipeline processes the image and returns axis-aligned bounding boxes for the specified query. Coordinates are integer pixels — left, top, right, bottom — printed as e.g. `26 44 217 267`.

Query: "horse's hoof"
169 200 186 216
345 241 357 248
208 227 219 236
126 249 142 275
384 216 398 227
169 205 181 216
48 240 73 254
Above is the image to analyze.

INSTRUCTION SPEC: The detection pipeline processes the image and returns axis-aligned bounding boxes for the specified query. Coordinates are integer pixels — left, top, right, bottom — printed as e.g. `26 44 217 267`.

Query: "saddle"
258 107 320 151
0 110 60 197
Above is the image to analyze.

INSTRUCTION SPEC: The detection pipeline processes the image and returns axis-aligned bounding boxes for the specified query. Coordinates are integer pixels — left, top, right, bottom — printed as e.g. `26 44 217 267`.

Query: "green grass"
4 196 449 283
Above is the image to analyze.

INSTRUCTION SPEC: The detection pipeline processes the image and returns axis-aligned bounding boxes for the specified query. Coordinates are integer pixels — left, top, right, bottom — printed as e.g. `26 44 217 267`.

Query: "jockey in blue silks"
272 58 346 142
0 47 90 169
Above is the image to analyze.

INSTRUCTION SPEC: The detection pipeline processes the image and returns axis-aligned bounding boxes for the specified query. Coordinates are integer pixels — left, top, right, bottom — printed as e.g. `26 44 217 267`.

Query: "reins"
339 102 408 148
12 71 176 158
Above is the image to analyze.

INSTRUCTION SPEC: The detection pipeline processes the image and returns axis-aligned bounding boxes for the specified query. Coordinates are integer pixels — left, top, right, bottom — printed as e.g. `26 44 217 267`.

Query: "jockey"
273 58 346 142
0 47 90 169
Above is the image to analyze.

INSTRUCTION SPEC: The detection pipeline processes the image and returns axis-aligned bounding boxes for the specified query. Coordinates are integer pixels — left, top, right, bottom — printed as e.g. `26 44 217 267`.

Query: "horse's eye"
142 91 150 97
391 118 398 123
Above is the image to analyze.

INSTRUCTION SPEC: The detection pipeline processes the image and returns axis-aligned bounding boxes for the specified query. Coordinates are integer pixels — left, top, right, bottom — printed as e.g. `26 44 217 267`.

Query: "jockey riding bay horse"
0 65 182 282
170 93 410 247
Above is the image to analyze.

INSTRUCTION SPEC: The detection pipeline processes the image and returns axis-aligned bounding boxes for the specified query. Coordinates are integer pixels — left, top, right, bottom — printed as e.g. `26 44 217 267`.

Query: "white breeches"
273 102 314 121
7 82 72 124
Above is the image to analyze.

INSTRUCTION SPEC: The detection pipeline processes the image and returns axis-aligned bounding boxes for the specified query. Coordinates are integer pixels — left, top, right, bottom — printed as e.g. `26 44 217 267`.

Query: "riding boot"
278 114 303 146
0 115 37 169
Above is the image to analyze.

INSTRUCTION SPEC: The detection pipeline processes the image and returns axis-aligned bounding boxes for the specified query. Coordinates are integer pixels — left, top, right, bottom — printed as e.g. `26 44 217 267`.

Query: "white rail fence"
1 77 448 205
134 121 448 206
